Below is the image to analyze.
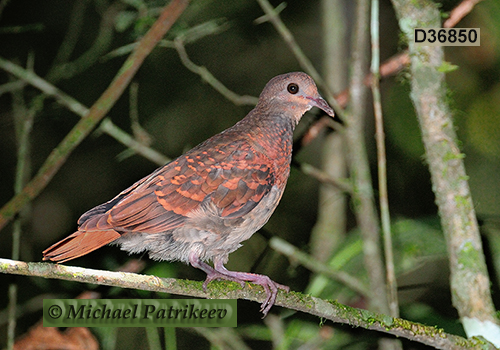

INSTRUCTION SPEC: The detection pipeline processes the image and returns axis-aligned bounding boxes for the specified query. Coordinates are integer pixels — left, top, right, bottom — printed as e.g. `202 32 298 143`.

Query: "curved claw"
255 276 289 317
189 253 289 316
212 260 289 317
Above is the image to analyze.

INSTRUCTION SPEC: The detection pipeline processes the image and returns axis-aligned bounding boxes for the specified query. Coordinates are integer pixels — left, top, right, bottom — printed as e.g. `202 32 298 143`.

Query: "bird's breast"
244 124 294 187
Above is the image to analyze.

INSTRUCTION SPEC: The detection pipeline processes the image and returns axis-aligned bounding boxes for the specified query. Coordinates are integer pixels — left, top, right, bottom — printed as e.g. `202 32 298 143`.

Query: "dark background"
1 0 499 349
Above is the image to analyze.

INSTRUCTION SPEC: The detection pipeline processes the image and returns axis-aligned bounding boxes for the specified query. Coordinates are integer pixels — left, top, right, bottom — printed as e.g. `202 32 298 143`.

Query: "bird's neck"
236 106 296 164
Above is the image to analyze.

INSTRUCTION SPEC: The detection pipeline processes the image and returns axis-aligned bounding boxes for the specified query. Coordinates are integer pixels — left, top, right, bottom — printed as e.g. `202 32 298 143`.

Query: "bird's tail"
42 230 121 263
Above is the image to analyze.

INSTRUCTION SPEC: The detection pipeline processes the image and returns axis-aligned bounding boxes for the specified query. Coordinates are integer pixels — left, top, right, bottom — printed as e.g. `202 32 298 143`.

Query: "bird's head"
257 72 334 125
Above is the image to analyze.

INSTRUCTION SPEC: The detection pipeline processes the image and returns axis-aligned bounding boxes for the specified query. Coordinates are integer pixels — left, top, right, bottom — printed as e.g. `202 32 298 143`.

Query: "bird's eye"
287 83 299 94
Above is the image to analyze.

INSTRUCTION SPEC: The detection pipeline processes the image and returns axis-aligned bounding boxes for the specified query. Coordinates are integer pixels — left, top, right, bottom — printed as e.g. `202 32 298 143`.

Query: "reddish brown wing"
78 138 275 234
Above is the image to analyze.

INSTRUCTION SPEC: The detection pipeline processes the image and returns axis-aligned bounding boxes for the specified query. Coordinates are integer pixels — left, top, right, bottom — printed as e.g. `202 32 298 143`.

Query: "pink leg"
188 251 246 290
188 252 289 316
213 257 289 316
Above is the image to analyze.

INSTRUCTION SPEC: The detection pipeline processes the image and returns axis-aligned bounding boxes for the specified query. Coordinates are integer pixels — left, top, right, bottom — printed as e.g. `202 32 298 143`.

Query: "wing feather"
77 136 276 234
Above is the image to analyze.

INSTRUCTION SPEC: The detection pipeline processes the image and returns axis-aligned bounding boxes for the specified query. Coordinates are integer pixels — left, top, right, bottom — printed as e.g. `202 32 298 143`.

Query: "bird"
43 72 334 316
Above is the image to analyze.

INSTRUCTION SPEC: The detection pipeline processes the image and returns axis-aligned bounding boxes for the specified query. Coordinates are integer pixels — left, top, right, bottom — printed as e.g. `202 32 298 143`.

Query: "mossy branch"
0 257 492 350
390 0 499 345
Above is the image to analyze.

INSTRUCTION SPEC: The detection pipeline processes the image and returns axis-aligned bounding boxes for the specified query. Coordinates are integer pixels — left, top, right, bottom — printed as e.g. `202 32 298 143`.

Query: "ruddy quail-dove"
43 72 335 316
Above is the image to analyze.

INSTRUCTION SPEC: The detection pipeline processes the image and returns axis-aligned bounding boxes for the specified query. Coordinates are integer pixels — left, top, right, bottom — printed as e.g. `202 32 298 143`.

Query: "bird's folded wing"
77 138 276 234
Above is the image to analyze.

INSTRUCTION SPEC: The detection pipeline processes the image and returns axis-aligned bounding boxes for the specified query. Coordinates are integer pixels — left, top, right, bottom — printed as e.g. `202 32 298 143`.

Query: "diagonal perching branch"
0 258 493 350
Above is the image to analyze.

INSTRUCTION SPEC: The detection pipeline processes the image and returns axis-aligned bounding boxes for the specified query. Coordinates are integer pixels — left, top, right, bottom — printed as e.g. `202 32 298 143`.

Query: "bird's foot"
188 252 245 290
189 252 289 316
211 266 289 317
202 270 246 290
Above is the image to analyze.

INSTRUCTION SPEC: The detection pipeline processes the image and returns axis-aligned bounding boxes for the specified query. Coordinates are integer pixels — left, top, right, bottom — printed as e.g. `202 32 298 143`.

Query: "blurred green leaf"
437 61 458 73
466 84 500 159
115 11 137 33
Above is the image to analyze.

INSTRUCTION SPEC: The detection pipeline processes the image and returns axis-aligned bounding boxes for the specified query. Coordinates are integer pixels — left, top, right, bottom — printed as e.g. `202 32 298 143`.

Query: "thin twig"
262 314 285 349
0 0 190 232
0 0 11 20
46 1 123 83
254 0 343 117
346 0 388 315
299 163 353 194
164 327 177 350
0 58 88 116
308 0 348 264
99 118 170 165
46 0 90 78
270 237 369 296
145 327 162 350
7 55 37 350
443 0 484 28
190 328 252 350
129 82 153 146
371 0 399 319
0 59 170 167
103 19 229 61
0 80 26 96
174 38 258 106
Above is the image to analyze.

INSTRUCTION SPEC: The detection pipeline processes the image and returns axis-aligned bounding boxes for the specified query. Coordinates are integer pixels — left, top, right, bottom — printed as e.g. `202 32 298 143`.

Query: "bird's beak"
307 96 335 117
